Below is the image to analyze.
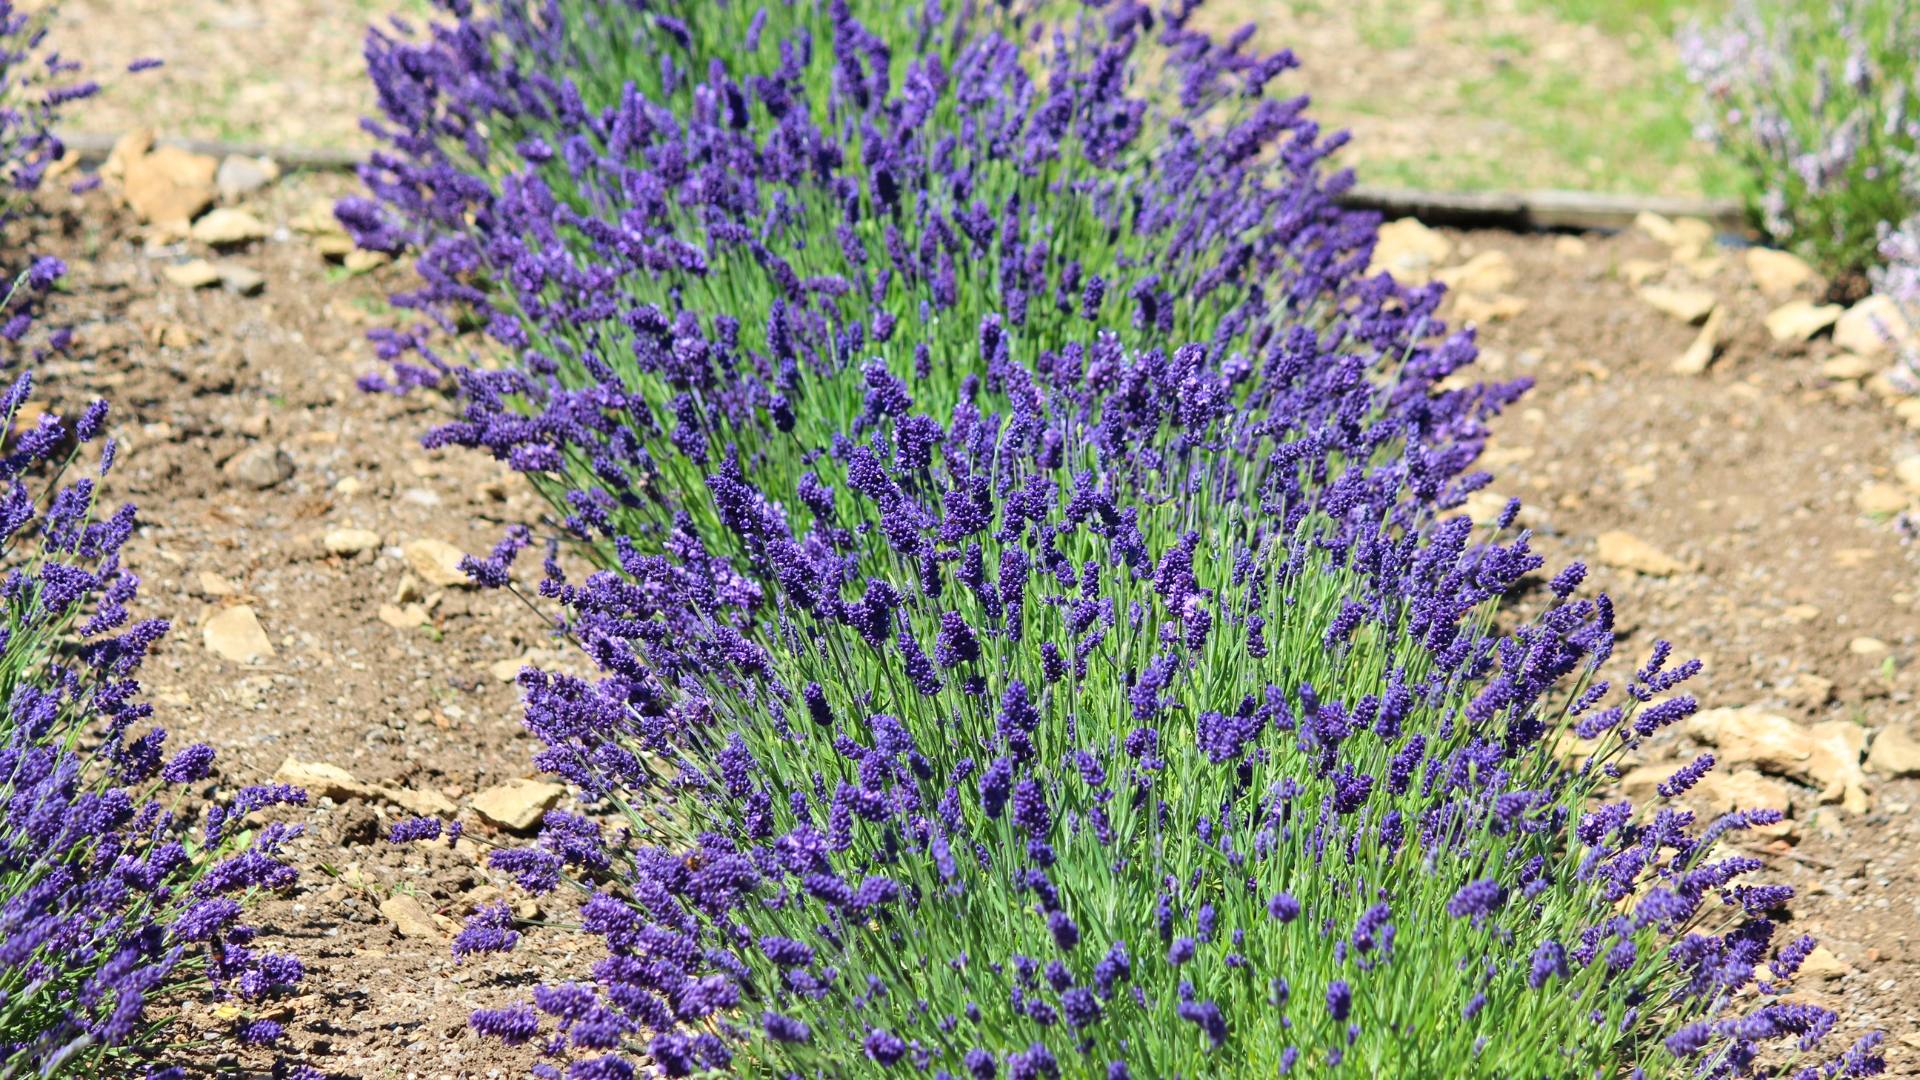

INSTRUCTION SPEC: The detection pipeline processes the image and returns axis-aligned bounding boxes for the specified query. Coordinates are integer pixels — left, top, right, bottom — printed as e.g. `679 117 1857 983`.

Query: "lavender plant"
344 1 1880 1076
0 347 309 1075
1679 0 1920 282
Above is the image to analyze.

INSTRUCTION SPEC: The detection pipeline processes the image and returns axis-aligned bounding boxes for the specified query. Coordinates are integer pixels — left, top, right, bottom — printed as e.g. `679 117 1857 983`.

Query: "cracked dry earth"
20 174 1920 1077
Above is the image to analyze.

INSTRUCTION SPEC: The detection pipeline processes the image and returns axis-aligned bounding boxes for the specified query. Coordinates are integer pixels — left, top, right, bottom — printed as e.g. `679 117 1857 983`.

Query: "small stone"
1434 250 1517 295
204 605 274 664
457 884 507 916
379 894 443 940
1896 457 1920 494
1595 530 1690 576
378 603 430 629
1672 305 1726 375
1633 210 1679 245
404 538 471 587
223 443 294 489
161 259 221 288
1638 286 1718 325
381 785 459 817
1691 768 1794 817
1783 604 1821 622
189 208 270 247
1670 216 1716 248
1552 235 1588 258
334 476 366 496
1867 724 1920 778
1781 674 1833 709
1798 946 1851 982
1762 299 1842 342
393 574 425 604
1849 636 1890 656
401 487 442 507
1897 398 1920 429
471 778 566 832
1452 293 1529 323
344 249 392 273
1368 218 1452 286
217 264 265 296
272 756 381 802
1619 258 1666 287
1834 294 1913 357
1807 720 1870 813
215 154 279 201
1855 482 1910 515
197 571 236 596
1819 353 1877 381
1685 708 1815 780
323 527 382 556
122 140 218 224
1746 248 1815 296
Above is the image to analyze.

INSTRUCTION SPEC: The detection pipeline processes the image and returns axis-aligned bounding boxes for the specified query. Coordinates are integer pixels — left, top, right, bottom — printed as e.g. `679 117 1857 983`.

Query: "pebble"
1551 235 1588 258
1452 293 1529 323
1619 258 1666 287
218 264 266 296
1867 724 1920 778
379 894 443 940
198 570 237 596
404 538 471 587
1896 456 1920 494
1671 305 1725 376
1633 210 1681 245
1637 285 1717 325
204 605 275 664
1762 299 1842 342
323 527 382 556
116 130 218 226
378 602 431 629
334 476 366 496
223 443 294 489
1795 946 1851 982
273 756 381 802
344 250 392 273
161 259 222 288
1368 218 1452 286
1854 482 1909 515
189 208 270 247
1819 353 1877 381
471 778 566 832
1434 250 1517 295
1595 530 1690 575
1847 636 1889 656
215 154 280 202
1745 247 1814 297
1833 294 1913 357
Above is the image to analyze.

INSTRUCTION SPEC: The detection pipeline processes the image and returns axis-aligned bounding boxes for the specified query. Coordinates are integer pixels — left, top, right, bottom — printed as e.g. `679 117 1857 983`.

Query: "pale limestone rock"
1596 531 1690 575
189 208 269 246
1763 299 1842 342
223 443 293 489
1820 353 1878 381
1638 285 1717 325
1673 305 1726 375
1867 724 1920 778
1808 720 1870 813
323 527 382 556
471 778 566 832
380 894 443 940
1834 294 1913 357
1685 708 1814 780
1855 482 1910 515
1368 218 1452 286
161 259 221 288
404 538 471 588
204 605 274 663
1434 250 1517 295
1745 248 1814 296
272 757 380 802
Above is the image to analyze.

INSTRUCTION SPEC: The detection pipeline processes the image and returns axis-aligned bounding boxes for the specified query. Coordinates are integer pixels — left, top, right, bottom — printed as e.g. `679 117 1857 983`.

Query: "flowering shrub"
1679 0 1920 280
0 363 309 1077
351 1 1880 1077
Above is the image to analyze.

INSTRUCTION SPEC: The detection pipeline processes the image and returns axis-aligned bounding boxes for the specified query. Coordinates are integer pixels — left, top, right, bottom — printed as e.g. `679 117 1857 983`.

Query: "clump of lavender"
0 360 308 1076
0 1 103 222
338 0 1878 1075
1679 0 1920 278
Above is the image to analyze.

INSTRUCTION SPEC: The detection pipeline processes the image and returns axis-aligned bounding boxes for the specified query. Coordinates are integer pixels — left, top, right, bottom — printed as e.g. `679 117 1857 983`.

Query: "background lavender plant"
343 1 1882 1077
1679 0 1920 282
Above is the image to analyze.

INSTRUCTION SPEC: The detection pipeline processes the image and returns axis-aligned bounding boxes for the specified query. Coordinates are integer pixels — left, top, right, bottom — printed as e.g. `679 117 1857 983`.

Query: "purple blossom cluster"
1678 0 1920 274
0 382 308 1074
338 0 1876 1076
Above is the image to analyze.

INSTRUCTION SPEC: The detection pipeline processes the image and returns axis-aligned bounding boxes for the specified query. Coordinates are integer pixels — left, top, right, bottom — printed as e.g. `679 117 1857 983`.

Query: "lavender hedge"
350 1 1881 1077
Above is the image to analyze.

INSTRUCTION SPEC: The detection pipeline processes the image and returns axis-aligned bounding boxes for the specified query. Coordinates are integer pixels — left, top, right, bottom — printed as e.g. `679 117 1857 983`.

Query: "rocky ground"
12 136 1920 1076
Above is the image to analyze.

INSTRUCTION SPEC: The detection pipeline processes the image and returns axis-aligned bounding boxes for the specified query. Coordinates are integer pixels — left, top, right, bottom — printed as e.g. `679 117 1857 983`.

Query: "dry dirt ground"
17 170 1920 1078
